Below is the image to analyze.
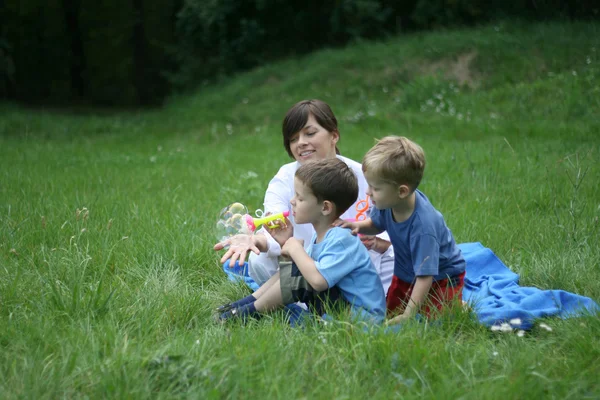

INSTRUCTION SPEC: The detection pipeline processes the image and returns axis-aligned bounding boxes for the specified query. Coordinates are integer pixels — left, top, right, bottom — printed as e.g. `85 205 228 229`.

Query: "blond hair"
362 136 425 190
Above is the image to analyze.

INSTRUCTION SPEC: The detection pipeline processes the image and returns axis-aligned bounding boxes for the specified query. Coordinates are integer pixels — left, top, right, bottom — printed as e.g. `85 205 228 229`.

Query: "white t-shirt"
248 155 394 292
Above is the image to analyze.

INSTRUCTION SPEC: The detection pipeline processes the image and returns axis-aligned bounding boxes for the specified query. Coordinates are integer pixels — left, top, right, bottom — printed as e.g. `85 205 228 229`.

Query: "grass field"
1 20 599 398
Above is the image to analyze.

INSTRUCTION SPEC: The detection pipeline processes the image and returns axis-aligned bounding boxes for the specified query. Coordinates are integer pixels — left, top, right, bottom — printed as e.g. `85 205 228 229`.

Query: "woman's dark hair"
282 99 340 158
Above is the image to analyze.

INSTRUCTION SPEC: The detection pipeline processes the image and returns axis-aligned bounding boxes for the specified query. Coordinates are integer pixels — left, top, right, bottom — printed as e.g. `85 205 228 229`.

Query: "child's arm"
281 238 328 292
386 276 433 325
334 218 384 236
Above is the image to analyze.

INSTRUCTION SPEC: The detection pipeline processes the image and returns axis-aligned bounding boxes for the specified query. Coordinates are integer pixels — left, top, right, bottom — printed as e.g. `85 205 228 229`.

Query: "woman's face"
289 114 339 164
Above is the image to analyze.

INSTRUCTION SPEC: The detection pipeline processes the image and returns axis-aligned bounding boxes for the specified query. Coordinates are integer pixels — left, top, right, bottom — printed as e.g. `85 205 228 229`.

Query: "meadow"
1 20 599 398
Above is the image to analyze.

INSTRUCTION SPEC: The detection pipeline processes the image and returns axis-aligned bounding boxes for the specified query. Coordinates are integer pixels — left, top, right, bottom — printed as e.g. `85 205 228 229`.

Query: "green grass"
1 20 600 398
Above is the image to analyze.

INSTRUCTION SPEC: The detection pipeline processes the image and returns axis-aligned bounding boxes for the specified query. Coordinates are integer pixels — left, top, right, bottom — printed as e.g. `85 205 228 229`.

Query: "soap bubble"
216 202 252 244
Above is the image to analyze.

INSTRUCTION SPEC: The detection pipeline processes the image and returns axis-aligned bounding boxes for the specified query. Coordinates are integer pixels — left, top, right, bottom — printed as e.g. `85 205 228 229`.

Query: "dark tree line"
0 0 597 107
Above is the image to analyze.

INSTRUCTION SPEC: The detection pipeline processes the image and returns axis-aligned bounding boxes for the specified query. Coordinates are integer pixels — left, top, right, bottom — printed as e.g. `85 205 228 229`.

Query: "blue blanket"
460 242 598 329
222 242 598 329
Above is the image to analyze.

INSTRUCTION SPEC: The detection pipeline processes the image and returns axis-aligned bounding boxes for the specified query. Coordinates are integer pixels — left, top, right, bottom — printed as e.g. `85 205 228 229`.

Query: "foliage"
0 0 599 105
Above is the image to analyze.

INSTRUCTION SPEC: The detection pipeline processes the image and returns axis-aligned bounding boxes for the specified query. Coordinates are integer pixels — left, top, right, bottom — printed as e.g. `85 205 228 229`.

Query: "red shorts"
386 271 466 317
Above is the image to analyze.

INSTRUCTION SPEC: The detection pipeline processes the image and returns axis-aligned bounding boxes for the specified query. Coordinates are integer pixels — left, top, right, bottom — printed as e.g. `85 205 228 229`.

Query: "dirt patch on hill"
412 51 480 88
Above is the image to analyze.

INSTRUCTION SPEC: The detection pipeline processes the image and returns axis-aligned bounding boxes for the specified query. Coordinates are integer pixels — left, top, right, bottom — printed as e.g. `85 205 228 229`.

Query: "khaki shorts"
279 259 345 315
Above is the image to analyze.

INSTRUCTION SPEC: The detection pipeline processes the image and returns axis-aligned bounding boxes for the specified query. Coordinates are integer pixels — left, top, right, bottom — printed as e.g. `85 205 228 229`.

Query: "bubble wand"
245 211 290 232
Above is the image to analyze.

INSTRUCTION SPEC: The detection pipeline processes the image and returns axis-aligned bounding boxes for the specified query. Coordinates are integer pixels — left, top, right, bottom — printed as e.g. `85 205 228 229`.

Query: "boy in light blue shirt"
214 158 386 324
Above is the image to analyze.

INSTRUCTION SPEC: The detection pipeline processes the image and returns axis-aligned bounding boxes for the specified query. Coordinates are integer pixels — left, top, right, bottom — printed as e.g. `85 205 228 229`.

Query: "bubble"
216 202 251 243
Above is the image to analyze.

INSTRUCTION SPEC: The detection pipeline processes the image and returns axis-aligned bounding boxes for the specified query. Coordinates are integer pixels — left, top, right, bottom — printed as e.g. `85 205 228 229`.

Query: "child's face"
288 114 339 165
364 172 403 210
290 178 322 224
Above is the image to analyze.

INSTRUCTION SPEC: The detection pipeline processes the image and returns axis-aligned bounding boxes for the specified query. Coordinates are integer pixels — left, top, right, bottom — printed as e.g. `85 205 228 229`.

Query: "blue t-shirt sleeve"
314 237 360 288
410 234 440 276
369 207 386 230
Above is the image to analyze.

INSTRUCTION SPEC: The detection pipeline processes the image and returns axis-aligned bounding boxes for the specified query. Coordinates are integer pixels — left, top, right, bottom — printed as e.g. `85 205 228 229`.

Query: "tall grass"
1 20 599 398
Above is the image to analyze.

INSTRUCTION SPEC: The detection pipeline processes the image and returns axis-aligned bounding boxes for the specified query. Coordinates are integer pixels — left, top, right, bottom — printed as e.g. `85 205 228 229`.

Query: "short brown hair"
295 158 358 218
362 136 426 191
282 99 340 159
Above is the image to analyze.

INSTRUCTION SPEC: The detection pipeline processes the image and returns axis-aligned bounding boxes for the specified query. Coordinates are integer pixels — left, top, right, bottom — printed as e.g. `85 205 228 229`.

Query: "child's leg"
253 271 280 299
386 275 412 315
216 271 281 313
424 271 466 316
218 275 285 322
253 278 283 312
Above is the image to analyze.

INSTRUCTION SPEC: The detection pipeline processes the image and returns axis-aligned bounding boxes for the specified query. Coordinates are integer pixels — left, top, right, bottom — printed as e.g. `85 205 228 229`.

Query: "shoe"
215 303 234 313
214 307 241 324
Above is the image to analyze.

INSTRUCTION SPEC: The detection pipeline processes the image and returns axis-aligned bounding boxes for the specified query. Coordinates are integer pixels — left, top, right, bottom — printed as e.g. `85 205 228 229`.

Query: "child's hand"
332 218 360 235
385 313 412 326
281 237 304 258
265 216 293 247
213 234 260 268
359 235 377 250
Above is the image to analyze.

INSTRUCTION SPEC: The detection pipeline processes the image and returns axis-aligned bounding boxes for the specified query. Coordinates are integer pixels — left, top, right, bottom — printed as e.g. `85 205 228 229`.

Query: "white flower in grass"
517 330 525 337
572 70 577 76
492 323 512 332
195 340 200 345
586 57 592 65
509 318 522 326
492 351 499 356
539 323 552 332
150 156 157 163
500 323 512 332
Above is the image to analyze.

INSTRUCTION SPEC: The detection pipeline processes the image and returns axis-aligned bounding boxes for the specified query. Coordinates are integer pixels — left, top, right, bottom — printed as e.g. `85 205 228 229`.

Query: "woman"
217 99 394 294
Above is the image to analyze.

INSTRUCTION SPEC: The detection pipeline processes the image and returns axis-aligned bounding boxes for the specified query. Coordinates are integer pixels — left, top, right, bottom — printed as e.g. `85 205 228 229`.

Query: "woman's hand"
265 216 293 247
213 234 260 268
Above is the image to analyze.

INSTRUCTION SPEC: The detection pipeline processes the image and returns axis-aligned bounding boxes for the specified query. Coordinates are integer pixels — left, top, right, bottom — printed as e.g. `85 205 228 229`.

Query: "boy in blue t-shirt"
214 158 386 324
339 136 466 325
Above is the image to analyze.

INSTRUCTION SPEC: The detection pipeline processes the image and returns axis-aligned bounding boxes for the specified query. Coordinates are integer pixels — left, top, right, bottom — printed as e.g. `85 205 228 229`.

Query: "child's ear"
321 200 334 216
398 184 411 199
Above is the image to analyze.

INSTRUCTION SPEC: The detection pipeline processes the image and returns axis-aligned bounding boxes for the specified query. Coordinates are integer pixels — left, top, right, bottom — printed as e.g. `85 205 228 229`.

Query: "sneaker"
215 303 234 313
